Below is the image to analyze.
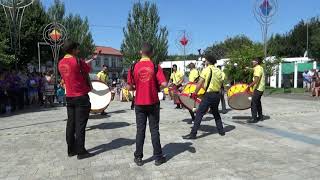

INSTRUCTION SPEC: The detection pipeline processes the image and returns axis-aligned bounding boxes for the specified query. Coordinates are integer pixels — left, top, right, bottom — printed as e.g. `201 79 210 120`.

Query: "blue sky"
41 0 320 55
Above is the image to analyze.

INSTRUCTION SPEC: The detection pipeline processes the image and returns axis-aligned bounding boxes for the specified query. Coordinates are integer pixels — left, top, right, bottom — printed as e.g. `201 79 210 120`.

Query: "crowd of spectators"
0 69 65 115
302 69 320 97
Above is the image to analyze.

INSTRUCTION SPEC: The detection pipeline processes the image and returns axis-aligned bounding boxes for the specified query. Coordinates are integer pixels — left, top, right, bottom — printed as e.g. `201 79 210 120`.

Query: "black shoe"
219 131 226 136
68 151 77 157
134 157 143 166
258 115 264 121
182 133 197 140
221 110 227 114
68 147 76 157
155 156 166 166
77 151 95 160
247 119 259 123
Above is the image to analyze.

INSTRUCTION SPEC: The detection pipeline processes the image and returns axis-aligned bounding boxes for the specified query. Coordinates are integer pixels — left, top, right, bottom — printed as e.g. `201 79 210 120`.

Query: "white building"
89 46 124 81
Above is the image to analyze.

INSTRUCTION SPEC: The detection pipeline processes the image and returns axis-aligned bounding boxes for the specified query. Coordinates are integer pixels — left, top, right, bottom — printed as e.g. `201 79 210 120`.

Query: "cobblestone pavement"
0 96 320 180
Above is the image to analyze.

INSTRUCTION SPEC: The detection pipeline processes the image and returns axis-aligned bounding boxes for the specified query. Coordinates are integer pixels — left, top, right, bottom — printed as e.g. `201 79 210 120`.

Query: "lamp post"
43 19 67 83
253 0 278 61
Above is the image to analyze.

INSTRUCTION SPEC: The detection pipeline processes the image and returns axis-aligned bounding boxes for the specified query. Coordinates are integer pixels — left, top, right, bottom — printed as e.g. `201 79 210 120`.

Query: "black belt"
206 91 219 94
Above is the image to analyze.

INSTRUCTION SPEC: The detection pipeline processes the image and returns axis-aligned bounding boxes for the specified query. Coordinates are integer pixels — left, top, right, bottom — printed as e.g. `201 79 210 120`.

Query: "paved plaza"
0 95 320 180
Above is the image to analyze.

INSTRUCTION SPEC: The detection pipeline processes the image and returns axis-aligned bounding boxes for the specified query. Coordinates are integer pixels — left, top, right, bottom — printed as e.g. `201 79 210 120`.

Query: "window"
112 56 116 68
95 57 101 67
104 57 109 67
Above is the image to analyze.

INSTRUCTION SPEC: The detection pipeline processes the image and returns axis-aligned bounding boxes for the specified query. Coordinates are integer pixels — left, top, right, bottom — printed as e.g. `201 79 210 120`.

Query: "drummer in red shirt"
127 43 167 166
58 40 97 160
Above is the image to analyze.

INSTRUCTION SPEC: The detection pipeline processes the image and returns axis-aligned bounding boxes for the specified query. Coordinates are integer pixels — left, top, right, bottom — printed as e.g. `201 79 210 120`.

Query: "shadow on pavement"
89 114 111 120
143 142 196 164
88 138 135 155
196 125 236 139
232 115 271 121
86 122 131 131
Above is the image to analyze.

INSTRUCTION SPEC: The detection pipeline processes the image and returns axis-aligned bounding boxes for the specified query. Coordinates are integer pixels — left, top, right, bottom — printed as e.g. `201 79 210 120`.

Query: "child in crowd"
44 71 55 107
56 80 66 106
27 73 39 105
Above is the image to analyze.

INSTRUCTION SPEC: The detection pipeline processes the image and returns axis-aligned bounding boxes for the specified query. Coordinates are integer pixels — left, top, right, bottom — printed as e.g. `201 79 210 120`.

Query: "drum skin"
178 93 202 112
88 80 112 113
227 83 253 110
182 82 205 95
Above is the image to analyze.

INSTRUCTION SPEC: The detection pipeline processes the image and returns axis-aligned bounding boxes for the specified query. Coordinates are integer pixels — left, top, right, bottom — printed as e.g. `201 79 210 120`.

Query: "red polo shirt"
127 57 166 105
58 54 91 97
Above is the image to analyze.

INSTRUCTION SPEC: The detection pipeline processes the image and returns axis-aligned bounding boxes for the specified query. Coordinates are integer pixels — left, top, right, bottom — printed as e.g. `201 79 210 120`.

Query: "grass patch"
265 87 306 95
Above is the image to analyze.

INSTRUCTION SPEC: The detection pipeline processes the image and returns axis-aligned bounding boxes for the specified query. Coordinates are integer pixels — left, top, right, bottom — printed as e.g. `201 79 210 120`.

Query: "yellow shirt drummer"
246 57 265 123
183 55 225 139
96 65 109 84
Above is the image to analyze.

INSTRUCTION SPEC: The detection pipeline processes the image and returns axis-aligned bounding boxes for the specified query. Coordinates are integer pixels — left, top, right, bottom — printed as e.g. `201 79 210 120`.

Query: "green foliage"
121 1 168 65
224 43 264 83
63 15 95 58
47 0 65 21
204 35 253 60
268 17 320 60
19 0 50 65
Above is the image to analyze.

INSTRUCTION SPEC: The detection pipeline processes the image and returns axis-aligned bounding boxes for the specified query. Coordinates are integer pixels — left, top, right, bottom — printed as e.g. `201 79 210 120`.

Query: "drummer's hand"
190 93 197 100
92 54 98 60
245 87 251 92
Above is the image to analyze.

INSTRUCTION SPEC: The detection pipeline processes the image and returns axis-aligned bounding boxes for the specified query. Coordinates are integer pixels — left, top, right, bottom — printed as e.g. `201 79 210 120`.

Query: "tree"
63 15 95 58
18 0 50 65
204 35 253 60
47 0 65 22
223 43 264 83
47 0 95 58
121 1 168 65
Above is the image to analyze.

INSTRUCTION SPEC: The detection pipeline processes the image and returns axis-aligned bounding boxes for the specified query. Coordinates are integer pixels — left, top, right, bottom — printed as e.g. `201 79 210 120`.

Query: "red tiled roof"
95 46 122 56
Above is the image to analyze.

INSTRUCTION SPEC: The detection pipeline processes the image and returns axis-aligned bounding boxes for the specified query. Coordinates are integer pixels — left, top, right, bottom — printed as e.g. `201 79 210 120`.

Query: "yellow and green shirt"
200 65 223 92
97 71 108 83
188 69 200 83
253 65 265 92
170 71 184 85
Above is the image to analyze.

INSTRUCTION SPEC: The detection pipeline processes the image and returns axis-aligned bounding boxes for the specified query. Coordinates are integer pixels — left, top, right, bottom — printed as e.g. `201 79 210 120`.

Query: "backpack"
130 61 160 92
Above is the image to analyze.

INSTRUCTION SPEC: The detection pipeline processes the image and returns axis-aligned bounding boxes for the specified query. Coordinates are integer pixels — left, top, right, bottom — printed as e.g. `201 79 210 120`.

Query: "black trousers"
191 92 224 135
251 90 263 120
66 94 91 154
134 102 163 160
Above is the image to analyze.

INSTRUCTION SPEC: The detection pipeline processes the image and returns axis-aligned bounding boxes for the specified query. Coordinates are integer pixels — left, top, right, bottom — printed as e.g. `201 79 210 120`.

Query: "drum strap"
130 62 160 92
204 68 213 93
77 58 92 90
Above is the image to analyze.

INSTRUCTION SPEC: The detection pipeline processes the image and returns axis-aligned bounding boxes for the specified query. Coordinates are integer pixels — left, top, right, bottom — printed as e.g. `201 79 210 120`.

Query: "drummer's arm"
248 76 260 89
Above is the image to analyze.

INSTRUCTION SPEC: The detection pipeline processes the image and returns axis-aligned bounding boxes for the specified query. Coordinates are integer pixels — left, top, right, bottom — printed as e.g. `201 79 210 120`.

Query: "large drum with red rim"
227 83 253 110
178 82 206 112
88 80 112 113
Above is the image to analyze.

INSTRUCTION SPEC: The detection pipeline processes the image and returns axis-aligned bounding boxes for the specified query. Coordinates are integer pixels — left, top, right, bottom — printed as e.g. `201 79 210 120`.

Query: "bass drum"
227 83 253 110
88 80 112 113
178 82 206 112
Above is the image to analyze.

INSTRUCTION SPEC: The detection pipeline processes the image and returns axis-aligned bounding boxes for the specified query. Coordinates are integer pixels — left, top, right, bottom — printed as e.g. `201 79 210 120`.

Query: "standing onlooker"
302 70 311 91
44 71 55 107
0 71 9 114
19 71 29 106
57 80 66 106
38 73 45 106
27 73 39 105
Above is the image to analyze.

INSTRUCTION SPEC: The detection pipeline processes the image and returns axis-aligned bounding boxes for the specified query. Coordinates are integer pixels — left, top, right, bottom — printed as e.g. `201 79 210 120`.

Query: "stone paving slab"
0 96 319 180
